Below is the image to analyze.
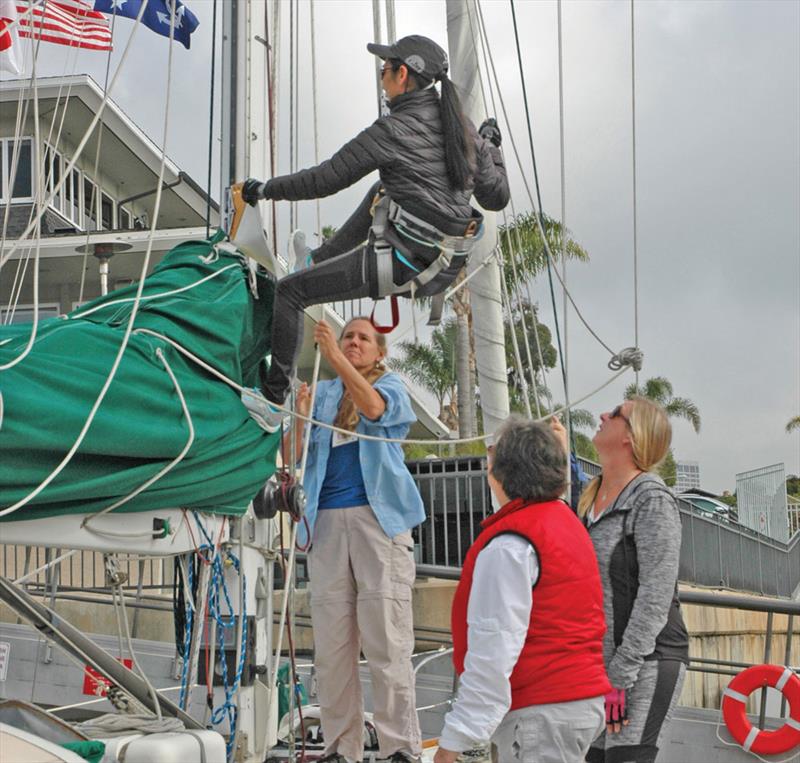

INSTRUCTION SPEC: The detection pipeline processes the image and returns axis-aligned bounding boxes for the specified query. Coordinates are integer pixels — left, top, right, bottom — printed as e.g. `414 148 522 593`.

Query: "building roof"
0 74 217 229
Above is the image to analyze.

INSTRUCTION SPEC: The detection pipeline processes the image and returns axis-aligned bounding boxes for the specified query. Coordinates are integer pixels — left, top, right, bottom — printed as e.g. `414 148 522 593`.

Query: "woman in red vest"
435 416 610 763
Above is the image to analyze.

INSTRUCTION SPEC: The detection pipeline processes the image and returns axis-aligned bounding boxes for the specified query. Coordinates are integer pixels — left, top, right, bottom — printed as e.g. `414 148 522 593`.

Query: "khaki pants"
491 697 605 763
309 505 422 762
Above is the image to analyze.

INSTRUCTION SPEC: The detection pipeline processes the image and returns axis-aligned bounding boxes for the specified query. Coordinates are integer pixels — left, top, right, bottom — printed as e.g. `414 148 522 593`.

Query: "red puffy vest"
451 498 610 709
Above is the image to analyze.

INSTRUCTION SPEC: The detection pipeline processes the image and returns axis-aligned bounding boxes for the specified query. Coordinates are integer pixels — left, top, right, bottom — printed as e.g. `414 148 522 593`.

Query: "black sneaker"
316 754 361 763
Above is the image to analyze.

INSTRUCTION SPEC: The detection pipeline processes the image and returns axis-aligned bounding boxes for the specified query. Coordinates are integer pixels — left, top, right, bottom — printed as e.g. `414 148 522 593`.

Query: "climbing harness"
722 664 800 756
371 191 482 328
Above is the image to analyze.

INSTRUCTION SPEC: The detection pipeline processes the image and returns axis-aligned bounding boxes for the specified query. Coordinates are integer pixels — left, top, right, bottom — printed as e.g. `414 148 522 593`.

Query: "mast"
219 4 279 760
445 0 510 438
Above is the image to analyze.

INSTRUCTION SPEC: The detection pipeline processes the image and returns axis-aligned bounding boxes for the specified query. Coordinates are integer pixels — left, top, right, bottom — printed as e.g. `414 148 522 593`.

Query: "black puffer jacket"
262 89 509 228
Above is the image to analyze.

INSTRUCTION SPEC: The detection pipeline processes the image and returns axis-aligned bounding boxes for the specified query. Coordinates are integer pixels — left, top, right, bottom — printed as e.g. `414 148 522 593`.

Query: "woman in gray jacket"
579 398 690 763
242 35 509 420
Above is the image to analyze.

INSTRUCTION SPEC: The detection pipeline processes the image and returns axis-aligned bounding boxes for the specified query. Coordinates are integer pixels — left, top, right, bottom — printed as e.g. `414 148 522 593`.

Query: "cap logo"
405 54 425 74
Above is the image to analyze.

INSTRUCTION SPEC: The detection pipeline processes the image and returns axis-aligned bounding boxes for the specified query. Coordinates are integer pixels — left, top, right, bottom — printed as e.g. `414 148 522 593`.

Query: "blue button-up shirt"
299 372 425 547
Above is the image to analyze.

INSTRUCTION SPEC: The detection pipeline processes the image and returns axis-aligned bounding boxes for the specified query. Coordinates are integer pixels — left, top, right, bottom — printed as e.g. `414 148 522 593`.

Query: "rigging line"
385 0 396 43
310 0 321 240
0 0 151 269
70 263 240 320
288 0 296 232
13 549 79 586
557 0 574 481
134 325 630 447
499 261 533 417
508 0 571 416
0 5 178 520
372 0 383 115
473 6 547 414
0 33 44 371
478 1 620 360
4 55 79 326
78 8 119 306
81 348 195 531
268 0 281 250
500 210 542 417
630 0 640 386
205 0 219 239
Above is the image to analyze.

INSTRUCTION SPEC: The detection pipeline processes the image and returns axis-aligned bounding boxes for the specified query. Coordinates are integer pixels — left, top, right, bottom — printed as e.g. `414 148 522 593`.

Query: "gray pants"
491 696 605 763
309 505 422 762
587 660 686 763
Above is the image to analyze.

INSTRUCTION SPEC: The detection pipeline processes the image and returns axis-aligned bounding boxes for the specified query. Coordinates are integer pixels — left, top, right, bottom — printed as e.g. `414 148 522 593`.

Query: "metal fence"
407 456 800 597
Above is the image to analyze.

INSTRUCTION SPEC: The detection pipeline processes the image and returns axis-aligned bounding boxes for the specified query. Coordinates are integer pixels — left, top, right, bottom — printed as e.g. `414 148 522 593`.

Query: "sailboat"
1 2 798 763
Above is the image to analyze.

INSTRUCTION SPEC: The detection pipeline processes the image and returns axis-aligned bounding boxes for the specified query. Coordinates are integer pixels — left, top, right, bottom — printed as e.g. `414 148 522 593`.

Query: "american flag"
16 0 112 51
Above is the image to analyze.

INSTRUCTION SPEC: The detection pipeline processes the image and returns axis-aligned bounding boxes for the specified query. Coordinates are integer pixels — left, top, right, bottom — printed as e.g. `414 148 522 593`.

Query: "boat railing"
413 567 799 721
406 456 800 597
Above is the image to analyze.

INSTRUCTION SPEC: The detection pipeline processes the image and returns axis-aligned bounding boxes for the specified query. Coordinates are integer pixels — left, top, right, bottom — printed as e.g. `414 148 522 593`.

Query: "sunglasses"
610 404 632 429
380 65 394 78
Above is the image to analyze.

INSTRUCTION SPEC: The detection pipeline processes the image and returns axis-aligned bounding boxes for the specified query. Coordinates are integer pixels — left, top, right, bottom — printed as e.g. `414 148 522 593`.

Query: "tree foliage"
786 415 800 434
389 320 459 430
498 212 590 290
624 376 701 433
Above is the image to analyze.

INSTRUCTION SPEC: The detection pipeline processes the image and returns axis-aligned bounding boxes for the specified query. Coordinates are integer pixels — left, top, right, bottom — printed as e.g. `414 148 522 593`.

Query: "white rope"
309 0 321 241
3 48 83 327
714 704 800 763
475 1 635 367
135 324 630 446
557 0 572 490
472 4 546 415
0 0 151 269
13 549 79 585
117 578 163 721
49 685 182 714
70 263 240 320
0 4 178 520
81 348 195 535
0 40 43 368
498 261 532 417
630 0 641 387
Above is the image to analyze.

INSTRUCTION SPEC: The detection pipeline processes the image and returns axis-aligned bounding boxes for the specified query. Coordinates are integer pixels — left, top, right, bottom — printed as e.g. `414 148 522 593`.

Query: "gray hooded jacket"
585 472 690 689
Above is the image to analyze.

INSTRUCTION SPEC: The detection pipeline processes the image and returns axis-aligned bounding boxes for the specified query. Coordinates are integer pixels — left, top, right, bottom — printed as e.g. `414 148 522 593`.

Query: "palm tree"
624 376 701 433
786 415 800 434
624 376 700 487
498 212 590 289
389 320 459 431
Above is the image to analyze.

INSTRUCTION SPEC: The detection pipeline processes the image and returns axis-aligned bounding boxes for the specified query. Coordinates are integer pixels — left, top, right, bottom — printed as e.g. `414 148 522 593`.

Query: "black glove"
241 178 267 206
479 117 502 148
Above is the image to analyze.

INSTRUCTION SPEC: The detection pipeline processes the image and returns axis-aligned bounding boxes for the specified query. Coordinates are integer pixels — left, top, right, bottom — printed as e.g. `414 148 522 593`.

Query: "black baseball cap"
367 35 448 81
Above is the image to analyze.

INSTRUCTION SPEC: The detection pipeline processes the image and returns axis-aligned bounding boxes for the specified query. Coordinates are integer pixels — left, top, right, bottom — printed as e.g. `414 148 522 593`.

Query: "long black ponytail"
437 74 475 190
397 59 475 191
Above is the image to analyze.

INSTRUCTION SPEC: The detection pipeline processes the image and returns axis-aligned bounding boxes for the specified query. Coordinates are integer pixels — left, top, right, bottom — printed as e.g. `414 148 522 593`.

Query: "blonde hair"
577 397 672 517
333 317 387 432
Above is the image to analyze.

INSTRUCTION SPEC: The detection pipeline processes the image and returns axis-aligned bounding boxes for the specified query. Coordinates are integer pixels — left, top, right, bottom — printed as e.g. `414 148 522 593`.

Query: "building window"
6 138 33 199
100 192 114 230
83 177 98 231
119 206 133 229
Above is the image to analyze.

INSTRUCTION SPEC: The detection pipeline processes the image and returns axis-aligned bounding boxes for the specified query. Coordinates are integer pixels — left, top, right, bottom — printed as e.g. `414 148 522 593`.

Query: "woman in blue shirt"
290 317 425 763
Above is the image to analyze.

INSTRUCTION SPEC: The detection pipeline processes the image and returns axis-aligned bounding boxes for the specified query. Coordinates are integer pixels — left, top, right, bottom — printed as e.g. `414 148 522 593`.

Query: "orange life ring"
722 664 800 756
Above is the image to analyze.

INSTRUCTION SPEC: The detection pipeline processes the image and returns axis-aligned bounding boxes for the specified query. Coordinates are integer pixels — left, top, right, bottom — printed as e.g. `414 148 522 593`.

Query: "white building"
675 460 701 492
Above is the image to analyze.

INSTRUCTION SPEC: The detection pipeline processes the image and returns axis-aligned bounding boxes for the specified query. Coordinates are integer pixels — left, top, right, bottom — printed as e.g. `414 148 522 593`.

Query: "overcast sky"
24 0 800 494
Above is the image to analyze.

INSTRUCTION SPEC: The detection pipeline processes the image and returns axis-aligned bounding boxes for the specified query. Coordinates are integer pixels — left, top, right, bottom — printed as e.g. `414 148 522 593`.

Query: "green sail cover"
0 234 279 521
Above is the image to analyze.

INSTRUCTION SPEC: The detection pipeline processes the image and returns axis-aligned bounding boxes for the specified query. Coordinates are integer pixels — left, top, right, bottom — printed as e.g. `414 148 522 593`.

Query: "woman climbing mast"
242 35 509 428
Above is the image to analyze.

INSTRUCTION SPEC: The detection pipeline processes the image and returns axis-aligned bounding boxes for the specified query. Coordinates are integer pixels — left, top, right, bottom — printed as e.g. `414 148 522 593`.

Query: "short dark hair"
490 415 567 503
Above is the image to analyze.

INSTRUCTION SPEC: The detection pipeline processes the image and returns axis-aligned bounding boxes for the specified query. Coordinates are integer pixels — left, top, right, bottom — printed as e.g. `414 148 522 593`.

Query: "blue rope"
187 513 249 762
178 554 194 709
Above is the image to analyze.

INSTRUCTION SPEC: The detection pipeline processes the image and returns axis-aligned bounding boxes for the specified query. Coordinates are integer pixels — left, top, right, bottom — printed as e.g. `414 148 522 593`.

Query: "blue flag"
94 0 199 50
